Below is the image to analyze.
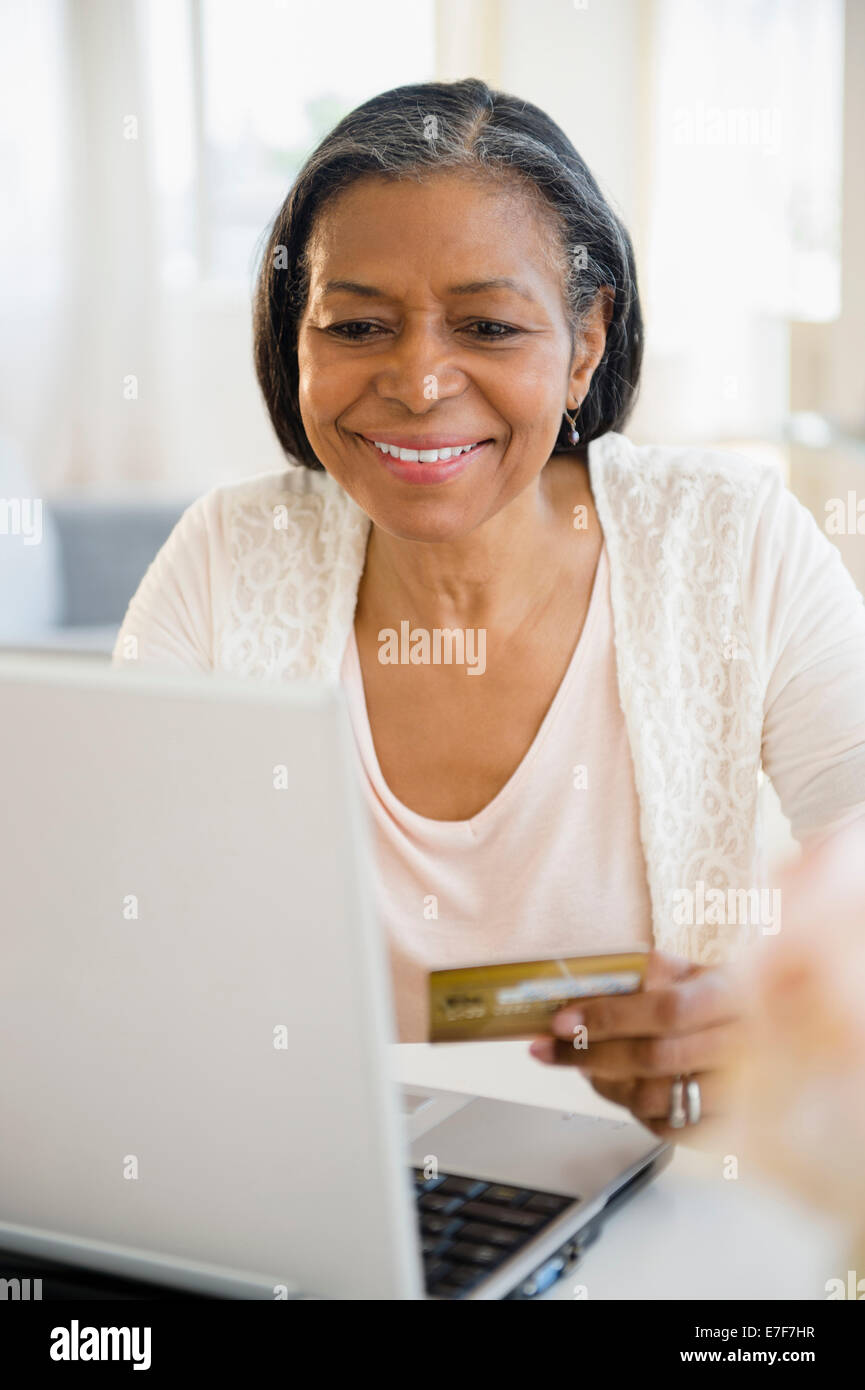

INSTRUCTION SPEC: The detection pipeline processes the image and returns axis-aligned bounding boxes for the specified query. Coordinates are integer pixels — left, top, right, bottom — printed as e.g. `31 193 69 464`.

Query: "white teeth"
372 440 481 463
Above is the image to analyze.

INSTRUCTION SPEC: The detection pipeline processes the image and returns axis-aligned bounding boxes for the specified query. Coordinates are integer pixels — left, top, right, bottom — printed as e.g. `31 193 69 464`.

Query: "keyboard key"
421 1214 464 1239
524 1193 574 1214
413 1169 445 1192
437 1176 488 1199
459 1221 523 1249
419 1192 464 1215
449 1241 504 1267
482 1184 531 1206
432 1263 487 1292
459 1200 546 1230
422 1237 455 1261
423 1259 454 1286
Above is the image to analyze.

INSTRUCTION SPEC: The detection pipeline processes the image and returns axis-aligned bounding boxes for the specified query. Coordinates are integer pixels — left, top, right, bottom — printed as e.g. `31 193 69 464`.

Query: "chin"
367 504 481 545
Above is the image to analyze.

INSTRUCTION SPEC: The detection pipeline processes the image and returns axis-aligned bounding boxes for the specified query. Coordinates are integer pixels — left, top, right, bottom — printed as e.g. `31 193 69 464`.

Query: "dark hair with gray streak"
253 77 643 468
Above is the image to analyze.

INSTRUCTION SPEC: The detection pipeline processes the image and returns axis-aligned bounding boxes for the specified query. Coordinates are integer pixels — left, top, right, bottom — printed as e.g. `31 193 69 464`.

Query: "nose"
371 316 467 412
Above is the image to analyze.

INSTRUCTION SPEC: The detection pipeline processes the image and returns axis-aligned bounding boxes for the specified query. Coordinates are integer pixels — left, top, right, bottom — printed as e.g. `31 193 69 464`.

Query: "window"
640 0 844 444
143 0 436 290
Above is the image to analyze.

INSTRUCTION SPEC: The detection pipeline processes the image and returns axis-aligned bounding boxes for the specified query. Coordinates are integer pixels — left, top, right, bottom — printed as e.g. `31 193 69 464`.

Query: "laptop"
0 654 671 1301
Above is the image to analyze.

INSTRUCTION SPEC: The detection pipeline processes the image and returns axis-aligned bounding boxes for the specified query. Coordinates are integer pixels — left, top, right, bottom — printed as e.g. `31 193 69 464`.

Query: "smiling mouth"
360 436 492 464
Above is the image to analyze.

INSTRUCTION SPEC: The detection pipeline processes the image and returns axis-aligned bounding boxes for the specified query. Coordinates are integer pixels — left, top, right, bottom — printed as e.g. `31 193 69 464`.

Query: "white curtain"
1 0 164 493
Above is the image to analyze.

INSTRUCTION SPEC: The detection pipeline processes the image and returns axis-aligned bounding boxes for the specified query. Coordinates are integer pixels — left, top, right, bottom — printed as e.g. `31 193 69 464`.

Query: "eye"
463 320 522 340
325 320 388 341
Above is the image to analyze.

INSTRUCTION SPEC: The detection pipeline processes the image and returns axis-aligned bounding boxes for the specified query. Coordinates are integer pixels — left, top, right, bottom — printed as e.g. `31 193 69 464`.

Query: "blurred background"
0 0 863 657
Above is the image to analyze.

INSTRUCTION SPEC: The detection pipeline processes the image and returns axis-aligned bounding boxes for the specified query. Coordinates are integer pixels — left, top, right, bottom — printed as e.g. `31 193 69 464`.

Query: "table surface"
393 1041 845 1301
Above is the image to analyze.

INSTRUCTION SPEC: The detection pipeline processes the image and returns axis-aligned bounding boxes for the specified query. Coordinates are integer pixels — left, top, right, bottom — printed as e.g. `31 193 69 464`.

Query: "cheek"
297 357 343 435
297 332 366 428
482 353 569 435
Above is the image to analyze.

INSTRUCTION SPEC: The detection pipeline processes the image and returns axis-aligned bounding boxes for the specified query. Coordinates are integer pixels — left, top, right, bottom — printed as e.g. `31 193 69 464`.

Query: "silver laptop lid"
0 655 422 1299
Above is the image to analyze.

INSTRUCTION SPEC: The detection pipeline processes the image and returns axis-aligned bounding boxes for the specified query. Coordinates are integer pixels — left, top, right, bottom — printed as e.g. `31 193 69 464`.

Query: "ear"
566 286 614 410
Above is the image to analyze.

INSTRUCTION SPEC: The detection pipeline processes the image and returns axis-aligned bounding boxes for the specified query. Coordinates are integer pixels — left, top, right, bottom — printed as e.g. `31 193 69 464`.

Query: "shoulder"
590 431 791 576
186 461 346 523
172 462 365 557
591 430 777 508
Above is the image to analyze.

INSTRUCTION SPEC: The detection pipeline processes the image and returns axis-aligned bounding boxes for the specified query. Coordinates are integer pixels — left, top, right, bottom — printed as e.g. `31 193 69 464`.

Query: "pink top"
339 545 654 1042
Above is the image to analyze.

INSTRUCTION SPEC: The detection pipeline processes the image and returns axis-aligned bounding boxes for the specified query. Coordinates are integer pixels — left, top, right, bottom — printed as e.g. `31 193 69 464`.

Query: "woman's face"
296 170 607 542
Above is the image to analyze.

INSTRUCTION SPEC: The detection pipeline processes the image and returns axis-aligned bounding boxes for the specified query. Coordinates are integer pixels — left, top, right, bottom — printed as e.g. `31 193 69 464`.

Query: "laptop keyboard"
413 1169 577 1299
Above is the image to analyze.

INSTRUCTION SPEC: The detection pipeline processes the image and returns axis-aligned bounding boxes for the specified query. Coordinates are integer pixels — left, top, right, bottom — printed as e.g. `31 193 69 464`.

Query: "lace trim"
589 433 766 963
219 467 370 682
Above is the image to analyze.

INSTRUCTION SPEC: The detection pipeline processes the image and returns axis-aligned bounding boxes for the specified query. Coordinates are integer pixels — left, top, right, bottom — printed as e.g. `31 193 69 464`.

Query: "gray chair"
0 496 191 657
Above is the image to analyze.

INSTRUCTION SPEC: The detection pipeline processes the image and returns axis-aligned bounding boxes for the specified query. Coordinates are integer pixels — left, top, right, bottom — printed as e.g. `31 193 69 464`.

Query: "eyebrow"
321 277 537 303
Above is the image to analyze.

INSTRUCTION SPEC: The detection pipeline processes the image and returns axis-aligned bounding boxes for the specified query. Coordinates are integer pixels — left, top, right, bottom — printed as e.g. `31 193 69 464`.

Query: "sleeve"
741 467 865 842
111 489 227 673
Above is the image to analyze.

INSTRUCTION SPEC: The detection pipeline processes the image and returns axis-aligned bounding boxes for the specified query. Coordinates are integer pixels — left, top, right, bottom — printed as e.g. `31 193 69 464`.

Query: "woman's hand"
528 951 745 1143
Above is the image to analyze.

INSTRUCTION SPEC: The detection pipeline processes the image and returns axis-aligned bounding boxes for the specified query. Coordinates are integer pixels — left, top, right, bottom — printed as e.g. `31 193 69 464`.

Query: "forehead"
304 171 563 291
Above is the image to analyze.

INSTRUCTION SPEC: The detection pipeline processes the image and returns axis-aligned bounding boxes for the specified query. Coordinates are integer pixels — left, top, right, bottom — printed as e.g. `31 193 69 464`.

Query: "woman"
113 78 865 1141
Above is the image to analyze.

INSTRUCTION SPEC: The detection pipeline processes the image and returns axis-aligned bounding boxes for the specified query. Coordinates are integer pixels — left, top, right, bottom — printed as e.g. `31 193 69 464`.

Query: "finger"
644 951 701 988
542 1021 740 1079
543 949 701 1047
584 1076 637 1110
592 1070 732 1122
528 1037 560 1065
551 964 740 1042
642 1113 733 1149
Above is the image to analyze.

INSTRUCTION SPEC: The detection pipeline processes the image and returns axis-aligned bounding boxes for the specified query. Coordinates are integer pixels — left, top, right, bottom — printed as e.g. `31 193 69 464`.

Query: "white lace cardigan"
113 430 865 965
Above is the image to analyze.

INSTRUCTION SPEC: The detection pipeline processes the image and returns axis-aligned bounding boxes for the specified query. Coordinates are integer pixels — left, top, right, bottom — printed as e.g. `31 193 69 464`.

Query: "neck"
358 454 594 633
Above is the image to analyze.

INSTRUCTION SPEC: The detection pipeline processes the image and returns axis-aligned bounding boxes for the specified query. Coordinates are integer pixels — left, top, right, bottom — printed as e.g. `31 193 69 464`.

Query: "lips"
357 433 491 486
367 436 489 464
359 433 492 463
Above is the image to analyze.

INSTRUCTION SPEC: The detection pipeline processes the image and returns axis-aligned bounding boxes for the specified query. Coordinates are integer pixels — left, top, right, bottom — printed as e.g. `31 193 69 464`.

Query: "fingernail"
551 1009 583 1038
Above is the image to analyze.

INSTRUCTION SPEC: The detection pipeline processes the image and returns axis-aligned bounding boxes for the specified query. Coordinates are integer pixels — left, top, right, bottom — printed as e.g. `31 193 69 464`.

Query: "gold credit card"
428 951 648 1043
